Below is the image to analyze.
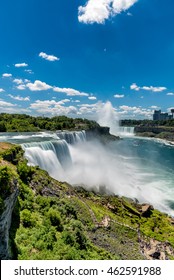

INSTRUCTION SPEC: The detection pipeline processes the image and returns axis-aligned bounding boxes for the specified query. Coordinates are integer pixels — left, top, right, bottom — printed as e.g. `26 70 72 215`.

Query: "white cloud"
13 79 29 90
150 105 160 109
15 63 28 67
30 99 77 115
74 100 81 103
0 100 15 107
25 69 33 74
8 94 30 101
130 83 140 91
142 86 166 92
112 0 138 14
78 102 102 116
119 105 153 119
167 92 174 96
2 73 12 77
167 107 174 113
130 83 167 92
0 106 31 114
0 88 5 92
114 94 124 98
26 80 52 91
53 87 89 96
13 78 23 84
16 84 26 90
39 52 60 61
78 0 138 24
88 96 97 100
57 99 71 105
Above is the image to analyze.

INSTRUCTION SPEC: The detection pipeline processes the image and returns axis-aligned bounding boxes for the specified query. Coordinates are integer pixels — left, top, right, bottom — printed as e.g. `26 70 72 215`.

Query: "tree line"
0 113 99 132
120 119 174 127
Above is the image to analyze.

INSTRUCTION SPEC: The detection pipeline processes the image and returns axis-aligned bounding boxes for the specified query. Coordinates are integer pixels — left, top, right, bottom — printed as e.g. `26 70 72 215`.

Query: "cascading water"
21 130 86 180
22 139 72 179
97 101 135 137
118 126 135 137
97 101 120 135
56 130 86 144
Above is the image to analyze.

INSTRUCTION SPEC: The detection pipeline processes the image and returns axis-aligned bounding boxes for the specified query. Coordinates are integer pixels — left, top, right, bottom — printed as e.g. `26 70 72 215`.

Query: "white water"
97 101 135 137
118 126 135 137
97 101 120 135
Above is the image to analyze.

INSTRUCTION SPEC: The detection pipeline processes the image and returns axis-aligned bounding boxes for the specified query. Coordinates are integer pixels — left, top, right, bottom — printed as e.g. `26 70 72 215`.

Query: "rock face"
141 204 154 218
0 181 19 259
86 127 119 142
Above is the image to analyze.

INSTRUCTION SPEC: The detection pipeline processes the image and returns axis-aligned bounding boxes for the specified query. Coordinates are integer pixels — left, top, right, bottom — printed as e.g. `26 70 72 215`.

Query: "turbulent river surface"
0 129 174 216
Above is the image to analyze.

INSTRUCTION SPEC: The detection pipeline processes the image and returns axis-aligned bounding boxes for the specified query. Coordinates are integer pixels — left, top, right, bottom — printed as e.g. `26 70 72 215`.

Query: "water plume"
97 101 119 135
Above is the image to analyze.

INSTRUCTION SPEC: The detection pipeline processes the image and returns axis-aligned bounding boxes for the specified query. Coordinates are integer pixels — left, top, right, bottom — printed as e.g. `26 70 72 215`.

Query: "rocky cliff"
86 126 119 142
0 184 19 259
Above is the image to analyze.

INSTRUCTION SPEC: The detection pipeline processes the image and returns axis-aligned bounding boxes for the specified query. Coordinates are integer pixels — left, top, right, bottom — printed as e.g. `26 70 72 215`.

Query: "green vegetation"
0 113 99 132
120 119 174 127
0 144 174 260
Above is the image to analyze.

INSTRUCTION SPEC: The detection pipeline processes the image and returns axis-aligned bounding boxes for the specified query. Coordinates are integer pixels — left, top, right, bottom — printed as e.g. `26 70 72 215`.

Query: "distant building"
153 109 174 121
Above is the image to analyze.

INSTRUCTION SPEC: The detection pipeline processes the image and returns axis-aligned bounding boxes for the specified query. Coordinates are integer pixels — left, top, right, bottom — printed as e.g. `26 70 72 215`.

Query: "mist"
55 139 173 216
97 101 120 135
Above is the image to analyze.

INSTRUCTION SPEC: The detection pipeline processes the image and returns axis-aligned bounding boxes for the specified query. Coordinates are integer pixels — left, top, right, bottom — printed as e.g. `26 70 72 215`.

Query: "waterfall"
21 130 86 179
56 130 86 144
22 139 72 178
118 126 135 137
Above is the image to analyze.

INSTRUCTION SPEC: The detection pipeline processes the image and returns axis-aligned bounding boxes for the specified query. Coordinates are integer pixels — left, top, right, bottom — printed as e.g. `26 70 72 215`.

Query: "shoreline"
134 133 174 147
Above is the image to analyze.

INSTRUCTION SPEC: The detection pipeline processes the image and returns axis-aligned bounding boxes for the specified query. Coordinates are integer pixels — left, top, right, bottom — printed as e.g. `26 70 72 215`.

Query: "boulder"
141 204 154 217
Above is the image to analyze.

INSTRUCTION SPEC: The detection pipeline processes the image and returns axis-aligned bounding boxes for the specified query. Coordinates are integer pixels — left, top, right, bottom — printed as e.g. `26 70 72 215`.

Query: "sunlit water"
0 130 174 216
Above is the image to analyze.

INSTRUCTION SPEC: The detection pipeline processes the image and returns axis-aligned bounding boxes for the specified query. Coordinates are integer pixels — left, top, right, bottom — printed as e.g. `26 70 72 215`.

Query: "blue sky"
0 0 174 120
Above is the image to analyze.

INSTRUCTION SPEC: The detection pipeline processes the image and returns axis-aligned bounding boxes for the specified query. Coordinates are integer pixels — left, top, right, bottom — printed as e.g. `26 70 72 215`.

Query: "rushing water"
0 130 174 216
118 126 135 137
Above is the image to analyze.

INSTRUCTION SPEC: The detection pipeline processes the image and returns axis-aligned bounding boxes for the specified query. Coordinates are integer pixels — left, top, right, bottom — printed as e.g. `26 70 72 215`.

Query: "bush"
62 231 75 246
0 166 12 198
47 208 63 231
69 220 88 250
20 209 33 227
17 161 34 183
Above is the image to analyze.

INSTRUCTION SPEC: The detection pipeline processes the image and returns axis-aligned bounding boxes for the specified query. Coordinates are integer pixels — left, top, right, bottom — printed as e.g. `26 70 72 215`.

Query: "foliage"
1 145 23 164
120 119 174 127
47 208 63 231
0 113 99 132
0 121 6 132
0 166 13 199
17 161 34 184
